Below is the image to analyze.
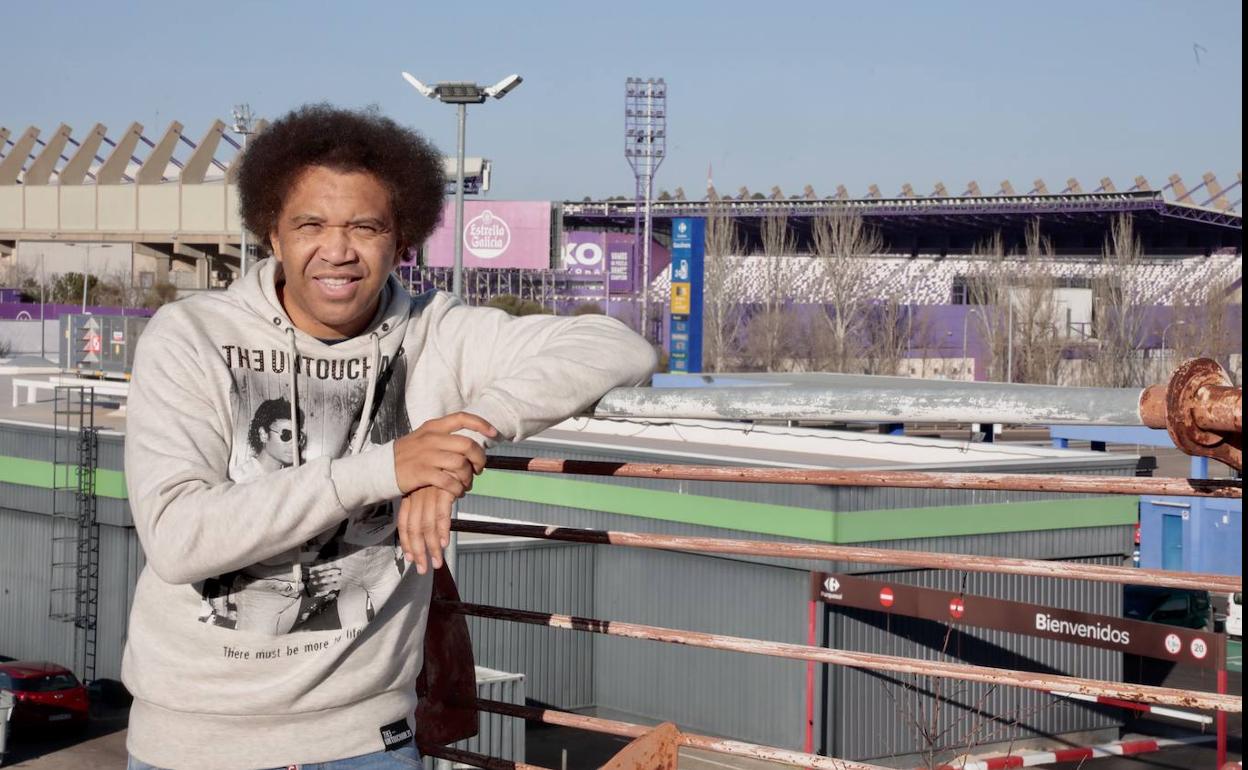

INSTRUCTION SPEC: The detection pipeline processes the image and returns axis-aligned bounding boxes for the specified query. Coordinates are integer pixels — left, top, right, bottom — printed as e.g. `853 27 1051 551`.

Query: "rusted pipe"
593 359 1242 470
443 601 1241 713
477 698 890 770
451 521 1243 594
1197 385 1242 432
484 455 1242 499
1140 358 1241 470
419 744 552 770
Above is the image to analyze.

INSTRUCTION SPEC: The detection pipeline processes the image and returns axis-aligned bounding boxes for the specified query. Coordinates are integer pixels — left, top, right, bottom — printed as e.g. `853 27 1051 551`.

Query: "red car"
0 661 89 731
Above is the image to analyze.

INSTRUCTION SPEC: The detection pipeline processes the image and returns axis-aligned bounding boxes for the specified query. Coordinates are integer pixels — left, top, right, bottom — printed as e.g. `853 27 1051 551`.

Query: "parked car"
1124 586 1212 630
1227 592 1243 640
0 662 89 733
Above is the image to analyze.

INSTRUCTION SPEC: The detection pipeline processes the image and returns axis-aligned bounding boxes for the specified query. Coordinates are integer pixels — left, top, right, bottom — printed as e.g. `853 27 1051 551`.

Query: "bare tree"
1170 275 1241 385
811 209 882 372
1011 223 1065 385
1088 214 1148 387
701 202 746 372
744 213 800 371
967 224 1066 384
860 291 913 376
967 233 1012 382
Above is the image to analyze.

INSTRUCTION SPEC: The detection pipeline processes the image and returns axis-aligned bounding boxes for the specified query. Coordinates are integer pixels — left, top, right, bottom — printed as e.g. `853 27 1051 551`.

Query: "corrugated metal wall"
0 506 142 680
593 546 814 748
457 540 596 709
828 562 1122 759
0 421 125 470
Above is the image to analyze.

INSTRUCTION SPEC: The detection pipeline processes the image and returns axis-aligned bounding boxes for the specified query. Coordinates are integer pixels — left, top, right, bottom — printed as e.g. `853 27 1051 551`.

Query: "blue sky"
3 1 1242 202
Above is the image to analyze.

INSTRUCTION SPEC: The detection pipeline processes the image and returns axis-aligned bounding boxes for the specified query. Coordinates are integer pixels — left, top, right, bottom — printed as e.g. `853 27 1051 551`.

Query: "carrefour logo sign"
464 210 511 260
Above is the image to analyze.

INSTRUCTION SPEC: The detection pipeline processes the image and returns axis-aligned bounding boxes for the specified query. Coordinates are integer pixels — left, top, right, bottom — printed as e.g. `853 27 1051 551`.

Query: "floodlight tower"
624 77 666 339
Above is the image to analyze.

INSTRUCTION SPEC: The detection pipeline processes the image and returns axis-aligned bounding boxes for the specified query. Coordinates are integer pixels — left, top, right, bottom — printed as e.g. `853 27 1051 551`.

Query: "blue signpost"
667 218 705 373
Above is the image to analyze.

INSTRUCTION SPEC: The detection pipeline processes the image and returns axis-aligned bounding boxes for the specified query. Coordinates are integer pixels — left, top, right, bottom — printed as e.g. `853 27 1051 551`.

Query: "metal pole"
446 601 1240 713
1006 300 1014 383
240 132 249 278
484 455 1241 499
1161 320 1185 358
39 254 46 362
446 102 469 578
640 84 654 340
81 245 89 313
961 308 977 381
453 103 467 300
453 519 1242 592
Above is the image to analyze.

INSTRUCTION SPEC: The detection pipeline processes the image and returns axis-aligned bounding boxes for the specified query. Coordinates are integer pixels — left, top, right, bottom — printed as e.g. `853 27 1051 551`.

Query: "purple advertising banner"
422 201 553 270
558 231 669 294
561 231 636 293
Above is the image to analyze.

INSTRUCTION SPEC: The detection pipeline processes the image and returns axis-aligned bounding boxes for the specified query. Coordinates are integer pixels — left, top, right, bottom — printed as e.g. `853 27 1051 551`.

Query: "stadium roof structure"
561 190 1242 256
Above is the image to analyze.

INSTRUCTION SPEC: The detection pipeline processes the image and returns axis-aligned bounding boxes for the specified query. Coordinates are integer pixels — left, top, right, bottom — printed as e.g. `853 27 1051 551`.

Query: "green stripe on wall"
469 470 1138 544
0 454 1137 543
0 455 129 499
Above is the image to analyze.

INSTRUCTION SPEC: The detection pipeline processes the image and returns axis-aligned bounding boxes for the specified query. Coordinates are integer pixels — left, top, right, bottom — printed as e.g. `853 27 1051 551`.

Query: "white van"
1227 592 1242 640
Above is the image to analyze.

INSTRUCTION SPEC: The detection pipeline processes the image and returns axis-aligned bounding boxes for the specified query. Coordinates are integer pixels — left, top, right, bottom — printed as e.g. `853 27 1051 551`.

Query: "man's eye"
353 224 380 234
297 222 322 231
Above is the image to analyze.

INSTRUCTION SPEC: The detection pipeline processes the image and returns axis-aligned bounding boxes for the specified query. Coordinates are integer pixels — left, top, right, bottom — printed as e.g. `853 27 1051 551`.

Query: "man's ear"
269 230 283 262
391 242 408 270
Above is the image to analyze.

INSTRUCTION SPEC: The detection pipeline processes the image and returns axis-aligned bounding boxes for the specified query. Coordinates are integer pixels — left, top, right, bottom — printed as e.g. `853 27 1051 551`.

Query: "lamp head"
401 72 436 99
484 74 523 99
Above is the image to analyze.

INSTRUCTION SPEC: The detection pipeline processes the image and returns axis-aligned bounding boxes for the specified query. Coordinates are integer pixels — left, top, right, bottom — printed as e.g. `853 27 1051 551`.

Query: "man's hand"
304 563 343 597
393 412 497 496
399 486 456 574
393 412 497 574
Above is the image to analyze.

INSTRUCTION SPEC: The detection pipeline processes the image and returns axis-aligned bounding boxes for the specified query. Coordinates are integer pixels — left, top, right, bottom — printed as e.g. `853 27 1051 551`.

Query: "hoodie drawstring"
349 332 381 455
284 327 302 468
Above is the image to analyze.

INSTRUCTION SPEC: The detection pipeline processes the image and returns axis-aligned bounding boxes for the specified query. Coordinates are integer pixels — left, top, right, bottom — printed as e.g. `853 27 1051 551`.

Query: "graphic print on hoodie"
198 344 413 635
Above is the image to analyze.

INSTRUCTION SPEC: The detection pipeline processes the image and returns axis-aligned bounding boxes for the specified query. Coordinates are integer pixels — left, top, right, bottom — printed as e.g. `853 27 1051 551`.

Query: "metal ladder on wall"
48 386 100 684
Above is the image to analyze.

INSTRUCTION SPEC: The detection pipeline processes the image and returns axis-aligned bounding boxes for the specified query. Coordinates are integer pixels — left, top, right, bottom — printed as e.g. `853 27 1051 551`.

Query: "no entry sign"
810 571 1225 669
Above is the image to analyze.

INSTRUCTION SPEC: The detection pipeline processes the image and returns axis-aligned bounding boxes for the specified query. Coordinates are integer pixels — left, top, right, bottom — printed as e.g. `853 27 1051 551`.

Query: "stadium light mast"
625 77 667 340
231 104 256 278
402 72 523 299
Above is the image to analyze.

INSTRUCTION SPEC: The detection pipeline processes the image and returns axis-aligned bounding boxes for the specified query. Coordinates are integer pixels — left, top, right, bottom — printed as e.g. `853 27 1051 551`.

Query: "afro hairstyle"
237 103 445 254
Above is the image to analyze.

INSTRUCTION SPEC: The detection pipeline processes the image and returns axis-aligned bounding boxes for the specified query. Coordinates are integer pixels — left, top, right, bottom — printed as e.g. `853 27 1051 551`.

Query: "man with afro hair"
122 104 656 770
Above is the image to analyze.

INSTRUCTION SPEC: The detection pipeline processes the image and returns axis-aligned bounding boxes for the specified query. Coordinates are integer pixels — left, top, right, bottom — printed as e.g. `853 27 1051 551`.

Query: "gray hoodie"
122 259 656 769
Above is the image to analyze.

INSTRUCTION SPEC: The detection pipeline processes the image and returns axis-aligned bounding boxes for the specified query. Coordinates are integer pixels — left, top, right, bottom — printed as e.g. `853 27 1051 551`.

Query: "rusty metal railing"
485 455 1242 499
425 360 1242 770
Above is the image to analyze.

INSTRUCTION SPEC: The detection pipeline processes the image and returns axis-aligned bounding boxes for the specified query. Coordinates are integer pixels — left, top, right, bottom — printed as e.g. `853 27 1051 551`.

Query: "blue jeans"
127 744 424 770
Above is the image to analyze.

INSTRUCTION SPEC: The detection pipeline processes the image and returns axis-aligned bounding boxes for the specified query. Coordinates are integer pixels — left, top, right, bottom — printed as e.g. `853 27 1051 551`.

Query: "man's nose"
317 226 357 264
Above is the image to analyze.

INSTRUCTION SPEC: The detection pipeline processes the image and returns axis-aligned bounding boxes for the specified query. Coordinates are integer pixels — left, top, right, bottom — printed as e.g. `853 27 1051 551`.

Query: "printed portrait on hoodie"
196 345 412 634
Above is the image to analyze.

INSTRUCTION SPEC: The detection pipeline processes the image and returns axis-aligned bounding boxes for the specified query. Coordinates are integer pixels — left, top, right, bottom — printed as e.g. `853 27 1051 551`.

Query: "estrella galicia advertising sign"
667 218 705 373
810 572 1225 669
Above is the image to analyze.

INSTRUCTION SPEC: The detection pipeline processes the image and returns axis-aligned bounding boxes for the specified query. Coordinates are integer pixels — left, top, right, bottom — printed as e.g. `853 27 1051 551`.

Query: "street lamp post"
962 307 981 381
39 253 46 361
402 72 523 299
400 72 522 579
1006 299 1014 383
81 244 90 313
1161 319 1188 367
231 105 256 279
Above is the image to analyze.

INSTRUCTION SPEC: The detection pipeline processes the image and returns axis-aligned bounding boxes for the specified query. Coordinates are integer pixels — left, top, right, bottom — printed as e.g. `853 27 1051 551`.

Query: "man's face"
270 165 401 339
262 418 303 466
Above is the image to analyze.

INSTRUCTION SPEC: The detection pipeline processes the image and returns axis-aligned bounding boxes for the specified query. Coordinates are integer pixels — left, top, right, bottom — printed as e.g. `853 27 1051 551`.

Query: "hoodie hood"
235 257 412 351
230 257 413 462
